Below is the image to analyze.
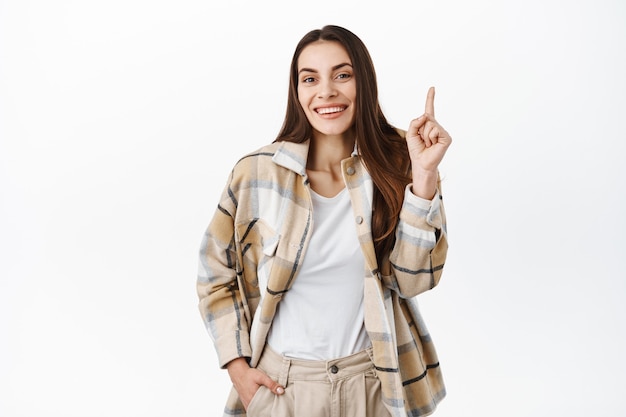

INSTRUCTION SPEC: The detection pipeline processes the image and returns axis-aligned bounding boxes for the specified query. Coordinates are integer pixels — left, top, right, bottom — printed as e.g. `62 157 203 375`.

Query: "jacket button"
355 216 363 224
330 365 339 374
346 166 355 175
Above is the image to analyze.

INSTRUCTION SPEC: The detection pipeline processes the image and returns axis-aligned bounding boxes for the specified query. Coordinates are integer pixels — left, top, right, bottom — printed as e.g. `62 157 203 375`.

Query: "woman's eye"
302 76 315 83
337 73 351 80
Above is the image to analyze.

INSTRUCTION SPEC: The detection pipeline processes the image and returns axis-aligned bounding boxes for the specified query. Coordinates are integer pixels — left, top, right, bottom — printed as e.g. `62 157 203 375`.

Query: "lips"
315 106 346 115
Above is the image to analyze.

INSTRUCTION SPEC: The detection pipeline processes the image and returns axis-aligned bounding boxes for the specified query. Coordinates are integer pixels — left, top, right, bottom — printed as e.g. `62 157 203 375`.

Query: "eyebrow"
298 62 353 74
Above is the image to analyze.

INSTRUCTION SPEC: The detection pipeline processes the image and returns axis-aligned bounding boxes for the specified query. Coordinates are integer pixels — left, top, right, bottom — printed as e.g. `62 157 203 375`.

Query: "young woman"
197 25 452 417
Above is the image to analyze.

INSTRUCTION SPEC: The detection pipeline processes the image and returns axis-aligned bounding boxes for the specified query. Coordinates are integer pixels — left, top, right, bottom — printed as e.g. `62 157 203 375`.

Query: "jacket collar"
271 139 361 175
271 140 310 176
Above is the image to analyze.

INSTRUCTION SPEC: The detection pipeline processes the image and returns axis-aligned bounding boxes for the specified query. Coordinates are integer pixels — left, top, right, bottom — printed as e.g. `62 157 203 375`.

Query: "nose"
317 79 337 99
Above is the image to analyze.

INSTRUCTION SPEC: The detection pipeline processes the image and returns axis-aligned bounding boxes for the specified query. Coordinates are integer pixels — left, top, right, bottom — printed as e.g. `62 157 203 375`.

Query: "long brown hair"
275 25 412 265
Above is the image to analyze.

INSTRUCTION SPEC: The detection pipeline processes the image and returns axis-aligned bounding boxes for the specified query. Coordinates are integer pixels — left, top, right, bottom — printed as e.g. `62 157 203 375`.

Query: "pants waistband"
258 345 376 385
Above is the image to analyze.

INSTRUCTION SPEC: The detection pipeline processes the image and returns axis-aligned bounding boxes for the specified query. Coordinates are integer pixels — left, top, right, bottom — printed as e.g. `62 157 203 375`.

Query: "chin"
313 124 354 138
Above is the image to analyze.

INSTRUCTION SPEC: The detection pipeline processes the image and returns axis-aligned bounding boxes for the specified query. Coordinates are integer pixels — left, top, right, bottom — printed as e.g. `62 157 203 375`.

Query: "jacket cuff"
404 184 443 230
214 331 253 369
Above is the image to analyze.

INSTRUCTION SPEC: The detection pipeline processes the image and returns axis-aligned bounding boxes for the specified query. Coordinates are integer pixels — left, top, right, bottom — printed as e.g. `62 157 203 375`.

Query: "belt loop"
278 355 291 387
365 347 377 374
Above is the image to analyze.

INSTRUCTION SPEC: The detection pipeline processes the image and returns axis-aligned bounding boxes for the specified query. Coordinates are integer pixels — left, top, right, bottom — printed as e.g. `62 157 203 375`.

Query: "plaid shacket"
197 136 448 417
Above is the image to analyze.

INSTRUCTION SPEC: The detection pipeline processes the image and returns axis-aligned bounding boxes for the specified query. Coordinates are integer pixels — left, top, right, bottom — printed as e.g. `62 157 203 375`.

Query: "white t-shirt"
267 187 371 360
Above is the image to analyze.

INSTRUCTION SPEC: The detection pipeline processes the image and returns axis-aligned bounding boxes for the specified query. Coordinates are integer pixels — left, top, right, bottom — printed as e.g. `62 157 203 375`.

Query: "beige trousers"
247 346 392 417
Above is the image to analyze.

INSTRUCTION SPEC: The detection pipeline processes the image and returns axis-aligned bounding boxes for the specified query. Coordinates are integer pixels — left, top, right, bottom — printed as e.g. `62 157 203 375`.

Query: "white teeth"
316 106 345 115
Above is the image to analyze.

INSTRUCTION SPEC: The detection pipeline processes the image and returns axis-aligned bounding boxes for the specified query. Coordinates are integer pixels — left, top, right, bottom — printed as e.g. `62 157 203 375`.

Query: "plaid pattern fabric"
197 136 448 417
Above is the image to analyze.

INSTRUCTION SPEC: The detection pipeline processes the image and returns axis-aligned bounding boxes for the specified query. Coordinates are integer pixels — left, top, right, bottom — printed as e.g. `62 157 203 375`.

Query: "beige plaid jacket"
197 136 448 417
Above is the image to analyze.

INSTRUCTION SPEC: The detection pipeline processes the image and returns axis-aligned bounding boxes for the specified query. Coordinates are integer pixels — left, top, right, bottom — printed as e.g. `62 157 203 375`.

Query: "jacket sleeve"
381 183 448 298
196 172 252 368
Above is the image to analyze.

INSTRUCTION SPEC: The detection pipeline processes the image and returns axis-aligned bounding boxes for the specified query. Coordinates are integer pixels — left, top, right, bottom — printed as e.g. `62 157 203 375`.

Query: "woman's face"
297 40 356 139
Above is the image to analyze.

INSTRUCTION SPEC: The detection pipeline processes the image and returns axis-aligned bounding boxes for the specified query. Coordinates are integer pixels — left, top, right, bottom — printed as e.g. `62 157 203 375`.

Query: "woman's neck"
306 132 354 197
307 131 354 170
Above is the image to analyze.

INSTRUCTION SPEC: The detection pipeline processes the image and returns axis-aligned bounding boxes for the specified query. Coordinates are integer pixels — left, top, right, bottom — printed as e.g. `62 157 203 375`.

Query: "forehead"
297 40 351 70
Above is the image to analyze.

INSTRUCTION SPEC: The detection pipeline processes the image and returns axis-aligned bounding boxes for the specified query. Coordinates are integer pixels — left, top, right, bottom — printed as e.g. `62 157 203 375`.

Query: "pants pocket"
246 385 273 417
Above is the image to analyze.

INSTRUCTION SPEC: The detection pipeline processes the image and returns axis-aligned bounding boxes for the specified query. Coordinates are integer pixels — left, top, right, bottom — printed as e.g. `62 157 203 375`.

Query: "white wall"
1 0 624 416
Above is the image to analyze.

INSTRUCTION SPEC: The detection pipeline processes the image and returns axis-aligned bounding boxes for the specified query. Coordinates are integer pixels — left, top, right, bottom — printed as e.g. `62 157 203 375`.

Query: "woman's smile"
315 105 348 117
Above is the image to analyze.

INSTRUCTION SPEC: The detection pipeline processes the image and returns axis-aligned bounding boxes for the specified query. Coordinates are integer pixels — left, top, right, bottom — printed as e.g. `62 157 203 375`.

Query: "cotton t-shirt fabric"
267 187 371 360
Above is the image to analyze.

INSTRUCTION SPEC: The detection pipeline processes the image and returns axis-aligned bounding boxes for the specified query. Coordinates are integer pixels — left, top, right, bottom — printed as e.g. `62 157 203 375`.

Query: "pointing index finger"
425 86 435 117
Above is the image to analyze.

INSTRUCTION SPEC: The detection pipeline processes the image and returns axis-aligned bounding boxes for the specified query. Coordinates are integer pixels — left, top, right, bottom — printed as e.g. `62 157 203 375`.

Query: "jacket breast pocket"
235 219 280 291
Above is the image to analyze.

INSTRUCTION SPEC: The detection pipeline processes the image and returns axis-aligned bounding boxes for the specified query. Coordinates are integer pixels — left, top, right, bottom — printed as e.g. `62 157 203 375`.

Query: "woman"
197 25 451 417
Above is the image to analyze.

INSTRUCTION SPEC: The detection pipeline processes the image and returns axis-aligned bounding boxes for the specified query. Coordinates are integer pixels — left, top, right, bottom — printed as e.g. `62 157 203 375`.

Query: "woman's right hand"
226 357 285 409
406 86 452 199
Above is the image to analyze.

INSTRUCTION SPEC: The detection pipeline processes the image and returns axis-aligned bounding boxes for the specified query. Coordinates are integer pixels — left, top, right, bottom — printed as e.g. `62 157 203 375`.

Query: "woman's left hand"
406 86 452 173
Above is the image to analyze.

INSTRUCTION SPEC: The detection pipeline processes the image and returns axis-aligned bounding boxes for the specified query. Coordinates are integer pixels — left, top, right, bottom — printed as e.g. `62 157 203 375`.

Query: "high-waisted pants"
246 345 392 417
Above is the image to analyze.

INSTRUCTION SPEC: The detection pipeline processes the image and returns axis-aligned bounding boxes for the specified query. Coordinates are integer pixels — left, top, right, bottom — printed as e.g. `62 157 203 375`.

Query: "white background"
1 0 625 416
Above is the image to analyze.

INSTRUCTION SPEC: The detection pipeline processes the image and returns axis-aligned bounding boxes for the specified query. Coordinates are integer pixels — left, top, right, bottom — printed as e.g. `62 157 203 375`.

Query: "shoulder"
229 142 281 173
229 140 309 182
